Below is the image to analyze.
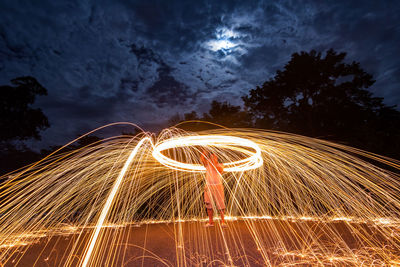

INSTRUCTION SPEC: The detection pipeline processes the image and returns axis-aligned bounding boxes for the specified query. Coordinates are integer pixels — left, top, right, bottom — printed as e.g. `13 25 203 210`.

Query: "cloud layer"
0 0 399 147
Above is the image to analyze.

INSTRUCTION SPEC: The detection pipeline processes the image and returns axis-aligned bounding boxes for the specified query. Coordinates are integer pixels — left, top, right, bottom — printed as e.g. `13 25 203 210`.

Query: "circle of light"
152 135 263 172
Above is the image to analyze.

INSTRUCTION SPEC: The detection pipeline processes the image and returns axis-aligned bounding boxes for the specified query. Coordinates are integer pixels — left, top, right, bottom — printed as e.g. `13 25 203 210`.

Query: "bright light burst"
0 123 400 266
206 27 241 53
207 39 237 51
153 135 263 172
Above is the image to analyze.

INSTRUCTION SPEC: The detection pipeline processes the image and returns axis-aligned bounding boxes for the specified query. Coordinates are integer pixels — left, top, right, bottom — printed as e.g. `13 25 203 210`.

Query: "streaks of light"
0 124 399 266
153 135 263 172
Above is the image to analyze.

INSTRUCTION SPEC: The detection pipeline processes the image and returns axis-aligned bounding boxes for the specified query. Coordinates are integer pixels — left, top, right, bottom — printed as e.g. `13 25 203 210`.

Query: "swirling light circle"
152 135 263 172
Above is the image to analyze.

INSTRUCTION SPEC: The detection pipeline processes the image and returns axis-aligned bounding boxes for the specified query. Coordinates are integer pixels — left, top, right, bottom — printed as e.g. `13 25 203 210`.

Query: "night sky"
1 0 399 148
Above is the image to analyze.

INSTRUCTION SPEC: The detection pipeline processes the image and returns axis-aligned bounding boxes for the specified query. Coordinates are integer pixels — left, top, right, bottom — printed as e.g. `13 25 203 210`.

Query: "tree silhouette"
176 101 252 131
183 111 199 121
0 76 50 175
0 76 49 141
202 101 252 128
243 49 400 158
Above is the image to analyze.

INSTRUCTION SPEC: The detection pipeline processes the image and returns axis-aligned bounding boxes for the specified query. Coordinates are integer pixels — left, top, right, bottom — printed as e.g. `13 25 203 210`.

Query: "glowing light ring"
153 135 263 172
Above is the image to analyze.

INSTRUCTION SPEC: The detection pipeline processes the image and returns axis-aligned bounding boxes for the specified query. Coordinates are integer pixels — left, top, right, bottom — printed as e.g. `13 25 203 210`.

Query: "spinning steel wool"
0 122 400 266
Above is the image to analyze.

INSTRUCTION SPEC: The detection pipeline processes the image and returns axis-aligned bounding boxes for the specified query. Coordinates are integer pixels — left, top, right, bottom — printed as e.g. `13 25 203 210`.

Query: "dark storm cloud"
307 1 400 104
146 63 191 107
119 0 246 50
0 0 399 148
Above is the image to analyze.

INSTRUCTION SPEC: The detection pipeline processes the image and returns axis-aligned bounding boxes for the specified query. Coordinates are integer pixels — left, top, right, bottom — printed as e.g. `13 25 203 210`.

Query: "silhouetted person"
200 149 226 227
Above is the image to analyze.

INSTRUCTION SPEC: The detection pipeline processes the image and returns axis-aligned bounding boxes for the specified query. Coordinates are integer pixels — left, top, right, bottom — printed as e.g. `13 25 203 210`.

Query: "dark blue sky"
1 0 399 148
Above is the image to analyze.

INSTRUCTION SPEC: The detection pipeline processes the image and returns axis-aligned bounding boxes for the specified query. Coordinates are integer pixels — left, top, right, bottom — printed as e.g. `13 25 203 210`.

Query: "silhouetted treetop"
243 49 400 158
173 101 252 131
202 100 252 128
0 76 49 141
243 49 385 134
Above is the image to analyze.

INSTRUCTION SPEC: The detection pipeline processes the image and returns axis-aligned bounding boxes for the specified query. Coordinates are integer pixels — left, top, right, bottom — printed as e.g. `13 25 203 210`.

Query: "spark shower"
0 122 400 266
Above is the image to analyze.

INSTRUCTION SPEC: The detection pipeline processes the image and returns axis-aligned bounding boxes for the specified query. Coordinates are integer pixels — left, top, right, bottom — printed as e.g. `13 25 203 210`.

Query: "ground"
3 217 399 266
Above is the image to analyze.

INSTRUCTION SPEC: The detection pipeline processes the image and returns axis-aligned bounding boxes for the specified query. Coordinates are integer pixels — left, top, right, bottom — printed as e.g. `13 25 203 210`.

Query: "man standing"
200 149 226 227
